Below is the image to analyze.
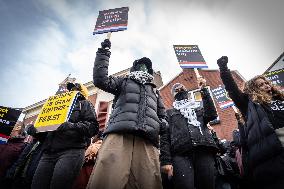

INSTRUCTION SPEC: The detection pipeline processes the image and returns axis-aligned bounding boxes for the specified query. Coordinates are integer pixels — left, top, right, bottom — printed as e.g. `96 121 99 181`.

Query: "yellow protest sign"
34 91 79 132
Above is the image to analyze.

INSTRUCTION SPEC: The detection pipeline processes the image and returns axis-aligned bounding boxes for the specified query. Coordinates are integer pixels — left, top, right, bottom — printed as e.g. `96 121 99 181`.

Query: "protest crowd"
1 7 284 189
0 38 283 189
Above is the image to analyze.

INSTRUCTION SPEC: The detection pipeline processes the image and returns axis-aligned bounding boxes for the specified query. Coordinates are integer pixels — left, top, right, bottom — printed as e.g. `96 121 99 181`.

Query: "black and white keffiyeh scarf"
129 71 154 84
173 99 203 134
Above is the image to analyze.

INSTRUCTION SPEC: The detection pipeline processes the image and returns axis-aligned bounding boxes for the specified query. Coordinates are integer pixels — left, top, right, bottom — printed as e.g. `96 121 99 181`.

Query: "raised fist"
198 77 207 89
101 39 111 49
217 56 228 67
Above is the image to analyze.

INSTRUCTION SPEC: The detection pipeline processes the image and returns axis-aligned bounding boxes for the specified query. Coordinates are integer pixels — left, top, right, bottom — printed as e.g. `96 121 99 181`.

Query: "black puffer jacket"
245 100 284 183
42 98 99 152
219 65 284 184
93 48 167 147
160 88 218 165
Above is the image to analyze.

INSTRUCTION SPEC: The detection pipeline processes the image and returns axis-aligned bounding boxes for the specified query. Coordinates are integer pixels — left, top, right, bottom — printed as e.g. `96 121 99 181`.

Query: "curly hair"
243 75 284 104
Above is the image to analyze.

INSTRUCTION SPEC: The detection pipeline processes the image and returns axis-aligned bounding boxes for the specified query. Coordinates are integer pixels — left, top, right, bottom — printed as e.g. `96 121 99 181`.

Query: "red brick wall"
159 69 245 140
88 93 97 107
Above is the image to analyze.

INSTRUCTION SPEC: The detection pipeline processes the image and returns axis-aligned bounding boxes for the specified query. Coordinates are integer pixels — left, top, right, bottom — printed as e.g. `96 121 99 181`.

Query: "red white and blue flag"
218 100 235 110
0 133 9 144
173 45 208 69
93 7 129 35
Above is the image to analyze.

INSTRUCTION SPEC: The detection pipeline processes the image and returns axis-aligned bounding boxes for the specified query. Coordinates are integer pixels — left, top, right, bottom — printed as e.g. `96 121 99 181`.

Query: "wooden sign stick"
107 32 112 39
194 68 201 79
232 105 238 113
194 68 205 89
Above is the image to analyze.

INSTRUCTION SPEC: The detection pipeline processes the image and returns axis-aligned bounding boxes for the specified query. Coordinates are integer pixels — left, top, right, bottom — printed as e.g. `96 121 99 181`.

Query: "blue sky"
0 0 284 109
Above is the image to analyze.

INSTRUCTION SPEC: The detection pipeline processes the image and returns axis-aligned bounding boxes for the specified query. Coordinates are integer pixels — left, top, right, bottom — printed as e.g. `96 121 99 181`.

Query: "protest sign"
211 85 235 110
0 106 22 143
173 45 208 69
93 7 129 35
34 91 79 132
264 68 284 89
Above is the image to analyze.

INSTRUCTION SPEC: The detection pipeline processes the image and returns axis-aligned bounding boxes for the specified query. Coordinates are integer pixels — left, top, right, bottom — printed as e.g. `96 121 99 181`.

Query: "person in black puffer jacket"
86 39 167 189
160 78 218 189
217 56 284 189
29 82 99 189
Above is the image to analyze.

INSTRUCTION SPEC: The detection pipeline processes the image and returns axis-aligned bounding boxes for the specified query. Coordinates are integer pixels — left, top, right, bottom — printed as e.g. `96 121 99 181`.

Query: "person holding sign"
30 83 99 189
159 78 218 189
87 39 167 189
217 56 284 189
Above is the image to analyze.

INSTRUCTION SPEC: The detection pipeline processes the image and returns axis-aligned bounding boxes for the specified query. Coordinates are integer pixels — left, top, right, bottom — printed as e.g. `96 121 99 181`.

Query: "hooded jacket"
27 87 99 152
43 97 99 152
160 87 218 166
93 48 167 147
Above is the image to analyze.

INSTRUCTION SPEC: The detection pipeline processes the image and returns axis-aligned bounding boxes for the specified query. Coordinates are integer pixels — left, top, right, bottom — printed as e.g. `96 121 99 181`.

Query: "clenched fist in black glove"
101 39 111 49
217 56 228 68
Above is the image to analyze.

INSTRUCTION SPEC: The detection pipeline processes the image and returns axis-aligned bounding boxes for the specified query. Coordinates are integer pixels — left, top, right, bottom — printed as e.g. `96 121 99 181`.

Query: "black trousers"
172 149 215 189
31 148 84 189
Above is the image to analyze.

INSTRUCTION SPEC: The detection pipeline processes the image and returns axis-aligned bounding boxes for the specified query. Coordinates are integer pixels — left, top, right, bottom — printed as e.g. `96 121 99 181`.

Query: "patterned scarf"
129 71 154 84
173 99 203 134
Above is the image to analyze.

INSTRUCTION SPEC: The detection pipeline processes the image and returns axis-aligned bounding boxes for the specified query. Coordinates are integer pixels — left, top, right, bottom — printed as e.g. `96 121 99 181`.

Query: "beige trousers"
86 133 162 189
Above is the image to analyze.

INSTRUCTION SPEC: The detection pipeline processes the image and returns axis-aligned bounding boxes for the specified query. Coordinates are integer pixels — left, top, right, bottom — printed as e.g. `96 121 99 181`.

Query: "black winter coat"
93 48 167 147
219 65 284 184
5 140 44 187
160 88 218 166
42 98 99 152
0 137 26 178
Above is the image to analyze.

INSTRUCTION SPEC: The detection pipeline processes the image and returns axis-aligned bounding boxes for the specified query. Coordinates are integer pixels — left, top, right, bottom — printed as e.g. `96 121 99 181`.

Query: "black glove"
26 124 38 136
217 56 228 68
235 113 240 120
57 122 74 132
101 39 111 49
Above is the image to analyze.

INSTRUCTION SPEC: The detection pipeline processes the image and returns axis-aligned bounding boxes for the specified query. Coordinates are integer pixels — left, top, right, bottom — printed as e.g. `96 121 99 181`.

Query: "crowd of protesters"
0 39 283 189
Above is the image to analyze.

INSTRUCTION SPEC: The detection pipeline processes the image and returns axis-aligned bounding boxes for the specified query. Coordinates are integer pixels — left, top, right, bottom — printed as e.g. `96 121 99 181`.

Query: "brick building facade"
22 67 245 141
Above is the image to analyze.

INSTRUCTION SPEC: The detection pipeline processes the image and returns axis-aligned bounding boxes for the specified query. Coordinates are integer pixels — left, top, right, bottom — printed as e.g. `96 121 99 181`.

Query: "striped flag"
0 133 9 144
219 100 235 110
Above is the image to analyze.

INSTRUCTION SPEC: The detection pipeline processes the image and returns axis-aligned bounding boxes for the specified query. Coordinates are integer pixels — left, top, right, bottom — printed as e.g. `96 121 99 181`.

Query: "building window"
97 101 109 130
188 87 220 125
